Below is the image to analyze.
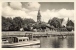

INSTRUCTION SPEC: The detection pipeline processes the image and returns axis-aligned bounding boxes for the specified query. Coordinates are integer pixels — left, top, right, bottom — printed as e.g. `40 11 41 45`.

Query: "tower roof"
37 9 41 17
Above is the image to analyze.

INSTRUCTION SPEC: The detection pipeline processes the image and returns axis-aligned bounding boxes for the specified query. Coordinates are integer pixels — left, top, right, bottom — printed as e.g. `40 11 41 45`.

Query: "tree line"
2 16 35 31
2 16 74 31
48 17 74 31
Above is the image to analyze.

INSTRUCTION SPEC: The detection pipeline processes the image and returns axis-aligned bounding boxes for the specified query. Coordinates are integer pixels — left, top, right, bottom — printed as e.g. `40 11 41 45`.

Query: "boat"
58 36 67 39
2 36 40 48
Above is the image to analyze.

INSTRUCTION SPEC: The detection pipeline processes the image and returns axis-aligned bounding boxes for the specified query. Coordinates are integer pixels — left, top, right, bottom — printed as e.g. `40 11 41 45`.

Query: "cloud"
2 2 8 8
25 2 40 11
41 9 59 22
41 9 74 26
2 6 13 16
10 2 22 10
58 9 74 19
2 2 24 18
2 2 74 26
28 11 38 21
58 9 74 26
2 6 27 18
21 8 29 12
2 2 40 19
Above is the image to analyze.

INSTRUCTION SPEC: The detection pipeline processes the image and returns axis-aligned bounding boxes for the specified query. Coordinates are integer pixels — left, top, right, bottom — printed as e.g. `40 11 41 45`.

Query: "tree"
32 22 47 32
2 16 7 31
23 18 35 25
62 25 65 28
2 16 36 31
66 19 74 27
40 22 47 29
23 24 31 31
48 17 63 28
6 17 13 31
13 17 24 31
23 18 35 31
33 23 41 29
60 18 64 24
66 18 74 31
2 16 13 31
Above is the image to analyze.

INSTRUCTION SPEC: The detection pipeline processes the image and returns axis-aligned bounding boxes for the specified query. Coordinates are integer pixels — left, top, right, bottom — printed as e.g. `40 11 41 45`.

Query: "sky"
2 2 74 26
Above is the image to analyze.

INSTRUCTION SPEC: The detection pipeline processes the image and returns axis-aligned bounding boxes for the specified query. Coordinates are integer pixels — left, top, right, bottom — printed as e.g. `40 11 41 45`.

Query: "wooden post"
32 33 33 40
46 33 48 37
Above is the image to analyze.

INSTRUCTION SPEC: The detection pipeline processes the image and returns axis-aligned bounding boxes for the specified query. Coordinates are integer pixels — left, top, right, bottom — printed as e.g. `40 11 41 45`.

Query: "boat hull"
2 40 40 48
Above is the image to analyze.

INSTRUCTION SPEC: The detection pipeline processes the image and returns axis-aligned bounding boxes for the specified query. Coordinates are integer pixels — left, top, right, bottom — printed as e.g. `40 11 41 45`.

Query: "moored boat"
2 36 40 48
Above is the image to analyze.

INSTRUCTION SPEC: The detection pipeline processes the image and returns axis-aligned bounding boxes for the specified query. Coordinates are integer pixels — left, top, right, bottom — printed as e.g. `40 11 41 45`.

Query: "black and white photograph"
2 2 74 48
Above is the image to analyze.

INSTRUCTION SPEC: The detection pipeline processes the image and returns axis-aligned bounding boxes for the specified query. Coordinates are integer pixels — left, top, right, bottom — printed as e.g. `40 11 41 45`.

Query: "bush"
66 26 73 31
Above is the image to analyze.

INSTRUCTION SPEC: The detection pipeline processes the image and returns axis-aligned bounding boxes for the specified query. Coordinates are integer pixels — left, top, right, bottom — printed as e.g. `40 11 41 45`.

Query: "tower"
37 9 41 23
66 18 70 26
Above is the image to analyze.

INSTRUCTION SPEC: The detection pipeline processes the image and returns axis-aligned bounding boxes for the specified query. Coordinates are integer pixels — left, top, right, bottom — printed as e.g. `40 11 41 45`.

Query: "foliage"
23 18 35 25
23 18 35 31
2 16 13 31
66 19 74 31
66 26 73 31
2 16 74 32
48 17 64 28
66 20 74 27
13 17 24 31
2 16 35 31
40 22 46 29
33 22 46 29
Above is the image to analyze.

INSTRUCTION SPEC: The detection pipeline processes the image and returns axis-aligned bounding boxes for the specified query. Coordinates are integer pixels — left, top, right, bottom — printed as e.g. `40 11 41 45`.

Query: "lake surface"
40 36 74 48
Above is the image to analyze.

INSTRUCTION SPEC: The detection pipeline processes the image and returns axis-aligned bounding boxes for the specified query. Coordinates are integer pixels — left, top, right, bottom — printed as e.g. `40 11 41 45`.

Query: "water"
40 36 74 48
2 36 74 48
13 36 74 48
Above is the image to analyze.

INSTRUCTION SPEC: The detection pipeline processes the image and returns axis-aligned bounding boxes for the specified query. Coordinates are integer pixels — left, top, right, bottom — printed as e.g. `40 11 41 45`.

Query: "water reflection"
40 36 74 48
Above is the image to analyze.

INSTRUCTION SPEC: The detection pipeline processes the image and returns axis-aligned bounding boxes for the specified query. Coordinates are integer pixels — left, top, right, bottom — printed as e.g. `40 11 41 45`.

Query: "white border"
0 0 76 50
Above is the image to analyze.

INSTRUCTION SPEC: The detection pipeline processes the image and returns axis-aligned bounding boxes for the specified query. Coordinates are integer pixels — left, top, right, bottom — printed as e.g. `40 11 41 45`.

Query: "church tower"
37 9 41 23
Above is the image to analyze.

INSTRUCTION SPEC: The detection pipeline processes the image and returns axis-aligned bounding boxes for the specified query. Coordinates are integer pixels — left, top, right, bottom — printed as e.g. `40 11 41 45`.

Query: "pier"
2 31 74 39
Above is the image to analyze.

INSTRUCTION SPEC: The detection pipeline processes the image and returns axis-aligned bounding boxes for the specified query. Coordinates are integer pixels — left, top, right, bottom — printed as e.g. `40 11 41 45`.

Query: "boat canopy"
7 37 29 43
16 37 29 40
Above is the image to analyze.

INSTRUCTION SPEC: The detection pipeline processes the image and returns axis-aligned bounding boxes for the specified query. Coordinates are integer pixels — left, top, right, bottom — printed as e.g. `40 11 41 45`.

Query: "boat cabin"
7 37 29 43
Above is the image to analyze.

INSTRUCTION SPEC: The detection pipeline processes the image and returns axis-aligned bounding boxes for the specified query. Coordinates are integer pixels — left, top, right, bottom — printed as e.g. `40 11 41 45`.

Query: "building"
37 9 41 23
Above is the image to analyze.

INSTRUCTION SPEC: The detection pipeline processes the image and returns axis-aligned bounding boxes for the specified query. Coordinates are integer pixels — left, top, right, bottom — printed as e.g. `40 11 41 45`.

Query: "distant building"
37 9 41 23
